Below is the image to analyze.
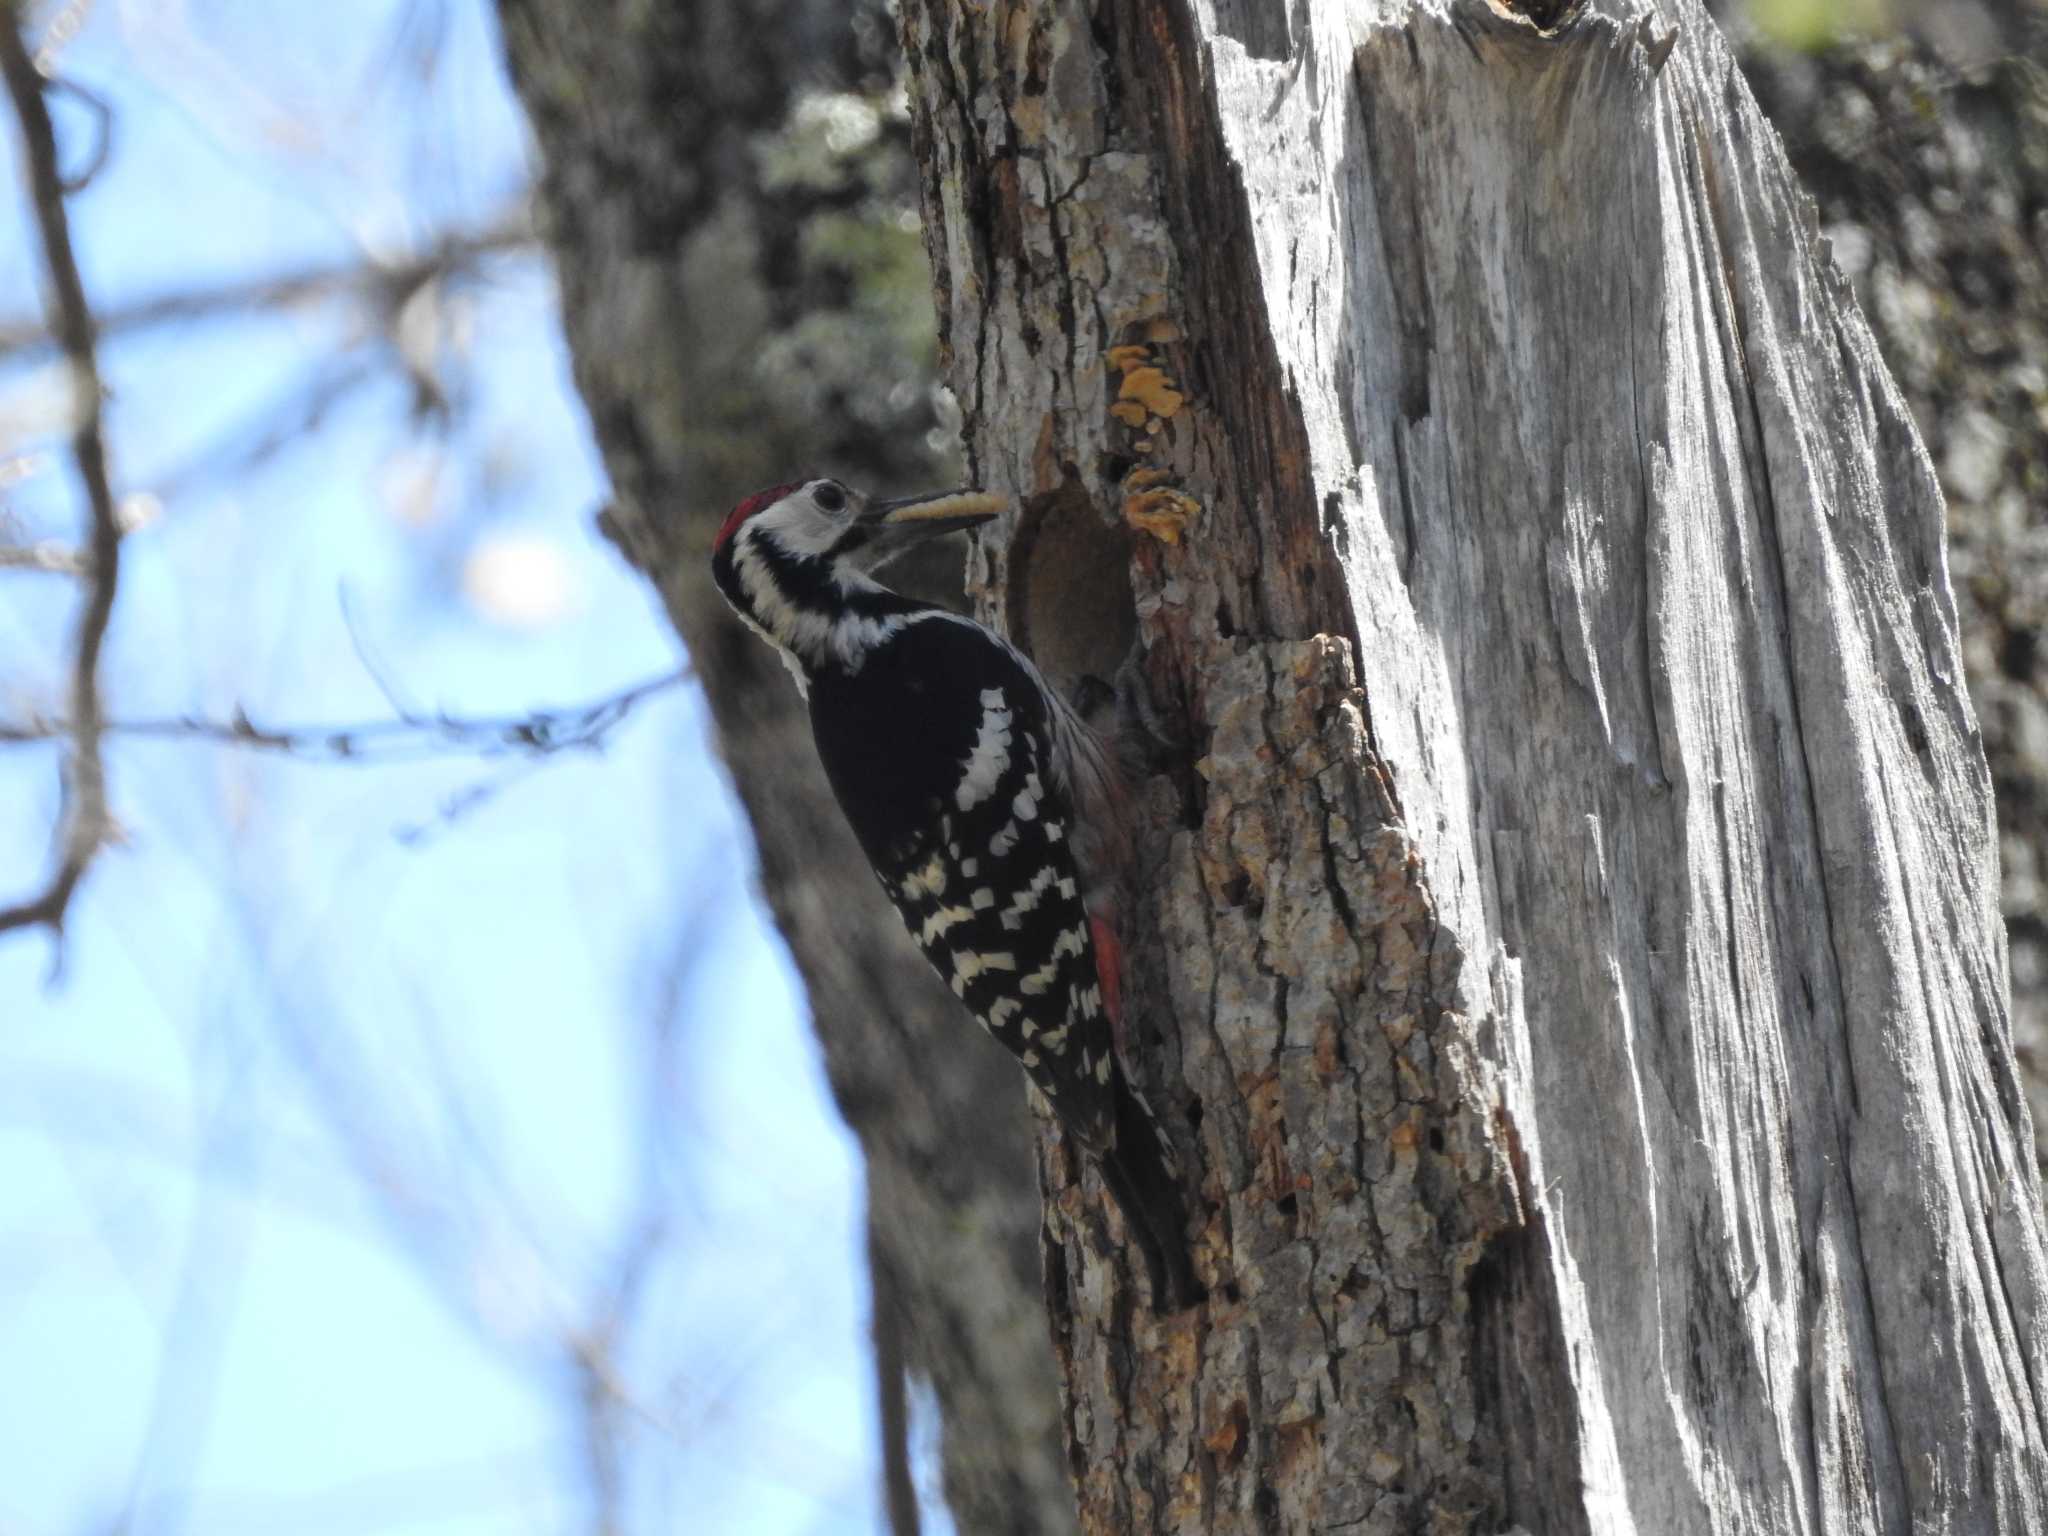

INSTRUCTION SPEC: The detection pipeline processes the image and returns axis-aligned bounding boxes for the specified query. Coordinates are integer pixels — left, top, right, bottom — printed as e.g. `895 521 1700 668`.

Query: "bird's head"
710 477 1003 676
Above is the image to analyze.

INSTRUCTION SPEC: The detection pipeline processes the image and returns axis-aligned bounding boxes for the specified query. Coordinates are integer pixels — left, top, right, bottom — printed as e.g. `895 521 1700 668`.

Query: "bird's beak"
862 488 1005 542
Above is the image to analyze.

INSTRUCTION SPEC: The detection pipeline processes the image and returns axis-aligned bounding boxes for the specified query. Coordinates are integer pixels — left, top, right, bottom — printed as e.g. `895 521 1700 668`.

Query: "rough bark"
901 0 2048 1531
491 4 1075 1529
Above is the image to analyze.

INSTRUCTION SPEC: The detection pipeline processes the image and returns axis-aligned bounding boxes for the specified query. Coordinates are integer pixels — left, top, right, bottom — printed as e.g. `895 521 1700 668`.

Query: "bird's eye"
812 482 847 513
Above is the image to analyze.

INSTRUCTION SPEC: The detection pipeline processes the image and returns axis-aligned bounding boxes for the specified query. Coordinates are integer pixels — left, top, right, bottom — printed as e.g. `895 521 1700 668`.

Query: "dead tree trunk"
900 0 2048 1530
1738 26 2048 1182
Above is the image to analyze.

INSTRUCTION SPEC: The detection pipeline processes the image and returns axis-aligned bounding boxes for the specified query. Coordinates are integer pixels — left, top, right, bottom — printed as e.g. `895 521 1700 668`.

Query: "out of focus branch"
0 538 89 573
0 668 689 764
0 21 122 948
0 218 534 361
31 0 93 74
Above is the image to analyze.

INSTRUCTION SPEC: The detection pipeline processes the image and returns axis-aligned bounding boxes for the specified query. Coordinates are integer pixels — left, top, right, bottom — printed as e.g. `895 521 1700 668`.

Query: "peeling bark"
901 0 2047 1530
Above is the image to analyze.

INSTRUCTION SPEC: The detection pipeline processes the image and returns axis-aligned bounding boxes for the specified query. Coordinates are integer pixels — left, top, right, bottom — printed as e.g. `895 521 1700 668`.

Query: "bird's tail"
1097 1077 1203 1313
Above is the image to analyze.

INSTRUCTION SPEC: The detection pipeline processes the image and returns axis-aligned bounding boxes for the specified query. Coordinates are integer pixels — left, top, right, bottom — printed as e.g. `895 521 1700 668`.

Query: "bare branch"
0 539 88 573
30 0 93 74
0 218 533 361
44 72 107 193
0 668 689 763
0 21 123 951
340 585 425 718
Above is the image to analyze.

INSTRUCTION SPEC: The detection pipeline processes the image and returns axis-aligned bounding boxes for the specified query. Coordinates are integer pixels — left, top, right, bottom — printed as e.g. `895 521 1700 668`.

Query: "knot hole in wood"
1004 474 1136 697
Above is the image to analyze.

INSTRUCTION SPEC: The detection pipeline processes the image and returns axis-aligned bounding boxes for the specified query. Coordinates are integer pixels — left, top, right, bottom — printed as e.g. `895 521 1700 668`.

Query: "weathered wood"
901 0 2048 1529
1739 31 2048 1180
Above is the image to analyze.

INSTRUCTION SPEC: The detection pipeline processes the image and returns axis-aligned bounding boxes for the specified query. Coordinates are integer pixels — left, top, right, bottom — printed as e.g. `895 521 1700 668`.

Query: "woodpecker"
711 476 1197 1310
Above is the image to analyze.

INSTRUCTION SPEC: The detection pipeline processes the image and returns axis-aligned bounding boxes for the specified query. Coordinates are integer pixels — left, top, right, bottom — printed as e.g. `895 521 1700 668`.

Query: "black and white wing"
807 614 1119 1148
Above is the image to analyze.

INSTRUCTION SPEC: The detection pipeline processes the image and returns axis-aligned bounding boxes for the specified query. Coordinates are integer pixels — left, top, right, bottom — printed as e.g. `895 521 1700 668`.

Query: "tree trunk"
492 4 1075 1528
900 0 2048 1531
1736 22 2048 1182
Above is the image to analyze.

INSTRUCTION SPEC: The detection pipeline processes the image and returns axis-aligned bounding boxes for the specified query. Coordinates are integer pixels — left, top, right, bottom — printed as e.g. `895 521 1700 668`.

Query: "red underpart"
1090 913 1123 1027
713 480 804 552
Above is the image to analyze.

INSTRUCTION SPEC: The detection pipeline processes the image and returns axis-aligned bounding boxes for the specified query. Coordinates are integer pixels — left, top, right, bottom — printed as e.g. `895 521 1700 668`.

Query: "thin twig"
45 73 108 193
0 539 88 573
30 0 93 74
0 18 122 951
393 759 542 845
0 668 690 763
0 218 531 360
339 584 424 719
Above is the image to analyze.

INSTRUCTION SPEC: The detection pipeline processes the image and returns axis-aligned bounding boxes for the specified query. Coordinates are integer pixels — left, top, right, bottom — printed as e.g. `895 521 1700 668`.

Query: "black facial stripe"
751 532 836 611
723 527 914 630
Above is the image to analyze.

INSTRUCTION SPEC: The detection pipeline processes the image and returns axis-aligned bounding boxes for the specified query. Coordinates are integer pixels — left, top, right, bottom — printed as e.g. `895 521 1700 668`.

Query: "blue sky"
0 3 915 1531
